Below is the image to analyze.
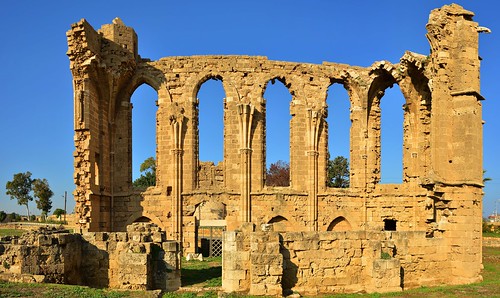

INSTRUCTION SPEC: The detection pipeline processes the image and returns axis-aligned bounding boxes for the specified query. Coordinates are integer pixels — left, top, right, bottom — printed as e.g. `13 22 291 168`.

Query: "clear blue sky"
0 1 499 218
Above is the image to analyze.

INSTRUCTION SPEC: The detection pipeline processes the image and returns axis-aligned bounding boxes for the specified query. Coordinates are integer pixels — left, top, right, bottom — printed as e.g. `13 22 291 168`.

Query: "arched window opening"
380 84 404 184
264 79 292 187
197 78 225 165
327 216 351 231
326 83 351 188
131 84 158 187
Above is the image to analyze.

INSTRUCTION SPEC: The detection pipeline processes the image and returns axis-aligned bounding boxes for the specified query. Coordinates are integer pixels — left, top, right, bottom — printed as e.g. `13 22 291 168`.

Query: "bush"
483 221 500 237
5 213 21 222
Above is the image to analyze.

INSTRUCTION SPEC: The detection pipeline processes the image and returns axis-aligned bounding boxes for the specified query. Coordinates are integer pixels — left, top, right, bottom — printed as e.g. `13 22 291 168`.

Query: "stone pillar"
170 114 185 243
249 231 283 296
222 230 251 292
425 3 484 284
346 83 368 190
238 103 255 222
306 109 322 231
426 4 483 185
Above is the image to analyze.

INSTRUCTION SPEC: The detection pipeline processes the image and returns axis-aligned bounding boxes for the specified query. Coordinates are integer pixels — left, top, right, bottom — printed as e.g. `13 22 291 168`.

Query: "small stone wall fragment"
483 237 500 247
0 223 181 292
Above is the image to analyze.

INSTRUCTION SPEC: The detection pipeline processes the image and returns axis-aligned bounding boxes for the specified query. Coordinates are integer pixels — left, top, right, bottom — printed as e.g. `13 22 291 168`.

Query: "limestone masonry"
0 224 180 291
62 3 486 294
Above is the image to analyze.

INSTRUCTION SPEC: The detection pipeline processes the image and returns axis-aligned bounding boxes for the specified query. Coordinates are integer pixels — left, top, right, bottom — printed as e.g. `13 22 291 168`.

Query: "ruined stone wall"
67 3 485 294
198 161 224 189
0 224 180 291
223 228 454 295
0 228 82 285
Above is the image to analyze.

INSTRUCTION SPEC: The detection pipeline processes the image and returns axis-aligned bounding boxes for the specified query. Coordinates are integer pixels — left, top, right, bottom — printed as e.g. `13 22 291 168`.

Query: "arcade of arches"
67 4 485 294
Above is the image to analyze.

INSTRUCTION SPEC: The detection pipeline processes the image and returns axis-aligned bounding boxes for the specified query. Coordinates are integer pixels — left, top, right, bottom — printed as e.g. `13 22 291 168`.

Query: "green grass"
483 231 500 238
0 281 141 298
181 256 222 288
0 229 25 237
1 248 499 298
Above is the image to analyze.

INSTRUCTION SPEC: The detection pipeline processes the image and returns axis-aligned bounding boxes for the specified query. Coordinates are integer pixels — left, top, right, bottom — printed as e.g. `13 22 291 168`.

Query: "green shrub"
483 222 500 237
381 252 391 259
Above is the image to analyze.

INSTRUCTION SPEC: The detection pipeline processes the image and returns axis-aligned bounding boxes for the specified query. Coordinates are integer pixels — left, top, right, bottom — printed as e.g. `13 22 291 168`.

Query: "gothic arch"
125 211 163 228
114 72 162 117
191 74 225 100
184 195 229 211
326 216 351 231
267 215 292 232
260 76 294 99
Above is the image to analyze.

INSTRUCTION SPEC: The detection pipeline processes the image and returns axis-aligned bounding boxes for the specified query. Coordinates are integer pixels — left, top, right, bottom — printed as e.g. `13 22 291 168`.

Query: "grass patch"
0 229 24 237
0 248 498 297
0 281 145 297
181 256 222 288
483 231 500 238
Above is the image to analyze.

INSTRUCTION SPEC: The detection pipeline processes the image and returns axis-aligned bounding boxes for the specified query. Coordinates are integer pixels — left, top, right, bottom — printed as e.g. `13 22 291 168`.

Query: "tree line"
132 155 350 189
265 156 349 187
3 171 65 222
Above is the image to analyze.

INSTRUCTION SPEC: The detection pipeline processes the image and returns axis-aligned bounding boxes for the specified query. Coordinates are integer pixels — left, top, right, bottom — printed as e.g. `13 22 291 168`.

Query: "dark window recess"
384 219 397 231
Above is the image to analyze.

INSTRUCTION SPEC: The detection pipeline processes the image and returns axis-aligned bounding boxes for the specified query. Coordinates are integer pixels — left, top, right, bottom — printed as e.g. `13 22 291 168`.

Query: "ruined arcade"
66 4 485 294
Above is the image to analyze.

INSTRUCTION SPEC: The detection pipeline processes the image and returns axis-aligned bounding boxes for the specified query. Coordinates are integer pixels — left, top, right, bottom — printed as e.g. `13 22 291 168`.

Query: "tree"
53 208 66 220
6 172 34 218
133 157 156 189
266 160 290 187
327 156 350 188
32 178 53 220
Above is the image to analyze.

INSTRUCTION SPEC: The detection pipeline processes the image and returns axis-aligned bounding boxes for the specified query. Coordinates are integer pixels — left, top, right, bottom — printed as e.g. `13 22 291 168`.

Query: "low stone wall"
483 237 500 247
223 227 453 295
0 223 180 291
0 227 82 284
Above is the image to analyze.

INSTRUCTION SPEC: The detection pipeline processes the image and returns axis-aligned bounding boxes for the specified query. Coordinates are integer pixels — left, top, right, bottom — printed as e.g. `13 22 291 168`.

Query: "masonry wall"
223 229 456 295
0 224 181 291
67 3 485 294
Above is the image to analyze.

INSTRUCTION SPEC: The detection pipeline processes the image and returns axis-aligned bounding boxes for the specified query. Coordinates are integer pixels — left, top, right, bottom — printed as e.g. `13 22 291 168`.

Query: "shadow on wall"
81 240 110 288
268 216 291 232
279 234 298 296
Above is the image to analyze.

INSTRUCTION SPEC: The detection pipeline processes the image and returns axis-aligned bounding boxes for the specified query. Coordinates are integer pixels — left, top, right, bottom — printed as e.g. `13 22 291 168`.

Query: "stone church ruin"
1 3 485 295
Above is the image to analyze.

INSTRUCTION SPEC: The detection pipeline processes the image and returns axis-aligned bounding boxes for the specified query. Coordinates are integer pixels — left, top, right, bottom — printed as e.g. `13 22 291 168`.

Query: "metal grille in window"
198 226 225 257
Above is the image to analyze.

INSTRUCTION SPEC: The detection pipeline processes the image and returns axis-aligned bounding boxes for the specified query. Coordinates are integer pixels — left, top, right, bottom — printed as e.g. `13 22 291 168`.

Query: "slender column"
306 108 322 231
170 114 185 242
237 103 255 222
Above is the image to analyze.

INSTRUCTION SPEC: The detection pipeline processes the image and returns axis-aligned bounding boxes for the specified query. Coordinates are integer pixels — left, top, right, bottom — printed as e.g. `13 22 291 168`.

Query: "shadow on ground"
181 265 222 287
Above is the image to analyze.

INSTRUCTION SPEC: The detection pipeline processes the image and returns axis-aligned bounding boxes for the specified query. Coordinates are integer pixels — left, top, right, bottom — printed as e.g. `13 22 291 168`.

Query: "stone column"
237 103 255 222
306 108 322 231
170 114 185 242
